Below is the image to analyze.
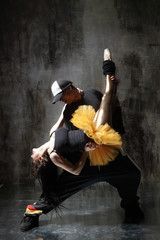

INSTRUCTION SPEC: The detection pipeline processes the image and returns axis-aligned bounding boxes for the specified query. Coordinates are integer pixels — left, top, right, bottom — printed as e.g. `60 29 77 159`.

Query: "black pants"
38 153 141 213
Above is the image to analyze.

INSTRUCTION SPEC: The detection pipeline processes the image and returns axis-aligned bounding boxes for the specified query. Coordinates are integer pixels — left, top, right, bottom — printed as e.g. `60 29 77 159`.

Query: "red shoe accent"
27 205 36 211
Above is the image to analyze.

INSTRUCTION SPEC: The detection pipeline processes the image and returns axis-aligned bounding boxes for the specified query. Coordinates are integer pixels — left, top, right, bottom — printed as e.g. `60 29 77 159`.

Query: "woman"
32 49 122 176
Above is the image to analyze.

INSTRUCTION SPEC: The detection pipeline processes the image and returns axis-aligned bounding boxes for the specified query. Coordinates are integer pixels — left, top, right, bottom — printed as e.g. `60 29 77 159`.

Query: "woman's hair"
32 154 62 211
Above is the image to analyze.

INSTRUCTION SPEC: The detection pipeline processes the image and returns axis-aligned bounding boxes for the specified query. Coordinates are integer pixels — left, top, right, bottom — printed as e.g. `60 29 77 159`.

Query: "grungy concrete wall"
0 0 160 183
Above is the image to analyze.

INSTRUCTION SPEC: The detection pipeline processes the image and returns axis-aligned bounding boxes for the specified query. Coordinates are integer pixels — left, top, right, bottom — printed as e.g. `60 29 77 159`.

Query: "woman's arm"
49 142 97 175
31 141 50 162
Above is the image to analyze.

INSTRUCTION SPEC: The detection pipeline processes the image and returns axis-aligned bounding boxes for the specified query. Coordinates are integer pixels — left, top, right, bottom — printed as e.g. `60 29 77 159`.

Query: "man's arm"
31 104 66 162
49 104 66 137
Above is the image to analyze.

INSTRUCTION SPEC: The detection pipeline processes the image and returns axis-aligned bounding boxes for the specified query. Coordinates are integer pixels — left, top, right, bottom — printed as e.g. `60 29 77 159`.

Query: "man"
20 49 144 231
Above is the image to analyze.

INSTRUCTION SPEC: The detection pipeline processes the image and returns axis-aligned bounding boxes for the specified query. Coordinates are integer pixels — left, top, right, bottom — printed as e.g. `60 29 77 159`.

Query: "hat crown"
51 79 72 103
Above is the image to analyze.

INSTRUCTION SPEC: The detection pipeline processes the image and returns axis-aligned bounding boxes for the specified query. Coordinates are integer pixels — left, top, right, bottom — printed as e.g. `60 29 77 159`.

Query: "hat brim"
52 92 63 104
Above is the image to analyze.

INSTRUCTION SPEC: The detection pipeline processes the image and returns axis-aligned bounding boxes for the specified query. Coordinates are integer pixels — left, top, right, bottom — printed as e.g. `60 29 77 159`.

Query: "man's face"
60 86 76 105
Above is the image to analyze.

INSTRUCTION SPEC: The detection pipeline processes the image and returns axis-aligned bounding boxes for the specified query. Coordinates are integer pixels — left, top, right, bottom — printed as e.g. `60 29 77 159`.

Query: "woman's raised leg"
94 48 116 127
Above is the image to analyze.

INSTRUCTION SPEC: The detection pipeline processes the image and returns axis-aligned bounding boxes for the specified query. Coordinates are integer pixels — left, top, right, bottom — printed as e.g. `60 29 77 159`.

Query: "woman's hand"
85 142 99 152
31 147 45 162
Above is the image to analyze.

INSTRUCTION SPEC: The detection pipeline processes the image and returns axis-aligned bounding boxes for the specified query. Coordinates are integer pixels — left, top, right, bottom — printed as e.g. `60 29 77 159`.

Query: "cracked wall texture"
0 0 160 182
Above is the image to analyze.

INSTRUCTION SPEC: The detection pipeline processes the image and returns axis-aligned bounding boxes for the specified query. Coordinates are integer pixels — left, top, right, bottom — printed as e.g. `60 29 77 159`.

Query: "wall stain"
114 0 160 32
121 52 158 177
0 0 160 182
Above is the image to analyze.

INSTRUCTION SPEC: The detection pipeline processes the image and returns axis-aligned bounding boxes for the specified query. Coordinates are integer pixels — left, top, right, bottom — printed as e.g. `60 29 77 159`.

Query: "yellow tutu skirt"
70 105 122 166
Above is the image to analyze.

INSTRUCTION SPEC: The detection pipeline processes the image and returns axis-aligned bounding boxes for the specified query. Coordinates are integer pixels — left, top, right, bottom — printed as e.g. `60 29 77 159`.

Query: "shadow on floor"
0 180 160 240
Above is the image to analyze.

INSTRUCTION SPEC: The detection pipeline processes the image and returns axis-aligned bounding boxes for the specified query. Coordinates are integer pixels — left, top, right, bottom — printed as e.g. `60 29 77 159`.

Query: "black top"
54 128 89 154
54 88 125 158
63 89 102 130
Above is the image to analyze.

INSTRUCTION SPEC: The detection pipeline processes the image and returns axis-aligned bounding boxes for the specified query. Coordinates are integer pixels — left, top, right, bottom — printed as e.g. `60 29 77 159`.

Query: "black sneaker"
124 204 144 224
20 214 39 232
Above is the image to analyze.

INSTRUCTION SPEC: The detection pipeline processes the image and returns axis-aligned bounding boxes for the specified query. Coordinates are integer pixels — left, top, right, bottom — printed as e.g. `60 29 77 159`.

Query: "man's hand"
110 75 115 81
85 142 99 152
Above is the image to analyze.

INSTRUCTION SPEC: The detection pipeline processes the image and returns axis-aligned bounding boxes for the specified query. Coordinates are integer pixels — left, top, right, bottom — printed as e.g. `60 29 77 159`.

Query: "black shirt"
63 89 102 130
63 88 125 134
54 88 125 159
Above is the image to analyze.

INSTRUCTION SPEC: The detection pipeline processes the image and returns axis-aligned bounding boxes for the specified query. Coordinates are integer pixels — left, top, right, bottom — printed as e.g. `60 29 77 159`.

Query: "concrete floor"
0 180 160 240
